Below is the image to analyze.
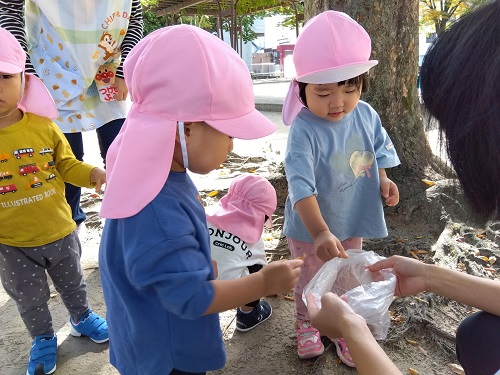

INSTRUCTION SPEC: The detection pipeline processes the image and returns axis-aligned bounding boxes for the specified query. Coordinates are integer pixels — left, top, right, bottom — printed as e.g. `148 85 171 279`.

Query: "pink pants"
287 236 362 322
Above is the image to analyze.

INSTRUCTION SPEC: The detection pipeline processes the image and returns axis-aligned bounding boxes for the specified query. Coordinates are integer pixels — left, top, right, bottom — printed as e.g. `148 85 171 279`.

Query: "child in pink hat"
206 173 278 332
281 11 400 365
0 27 108 375
98 25 303 375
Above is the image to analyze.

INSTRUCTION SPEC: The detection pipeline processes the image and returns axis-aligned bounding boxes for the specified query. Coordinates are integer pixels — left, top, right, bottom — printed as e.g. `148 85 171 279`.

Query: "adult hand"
113 77 128 101
314 231 348 262
367 255 427 297
90 167 106 193
306 293 365 339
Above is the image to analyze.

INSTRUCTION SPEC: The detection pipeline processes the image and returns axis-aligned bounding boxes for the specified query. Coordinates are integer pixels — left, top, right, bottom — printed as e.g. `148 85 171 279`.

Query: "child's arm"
378 168 399 206
205 259 302 315
295 196 348 262
89 167 106 193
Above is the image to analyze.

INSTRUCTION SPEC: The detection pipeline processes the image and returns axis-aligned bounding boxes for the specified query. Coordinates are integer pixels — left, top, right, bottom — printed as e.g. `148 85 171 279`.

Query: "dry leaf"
208 190 219 197
421 179 435 186
447 363 465 375
408 368 418 375
405 338 418 346
417 345 427 356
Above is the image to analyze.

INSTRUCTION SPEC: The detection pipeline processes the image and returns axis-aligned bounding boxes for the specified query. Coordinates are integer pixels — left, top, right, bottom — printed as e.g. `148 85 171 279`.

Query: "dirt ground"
2 142 500 375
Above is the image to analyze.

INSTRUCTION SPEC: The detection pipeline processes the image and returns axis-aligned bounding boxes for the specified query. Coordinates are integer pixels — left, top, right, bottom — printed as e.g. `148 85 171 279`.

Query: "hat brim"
100 107 176 219
282 61 378 126
296 60 378 84
206 108 276 140
0 61 23 74
19 74 58 119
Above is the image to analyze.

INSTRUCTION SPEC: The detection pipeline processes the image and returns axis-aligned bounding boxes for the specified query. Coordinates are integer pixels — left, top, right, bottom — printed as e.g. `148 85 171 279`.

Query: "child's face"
305 82 361 122
0 72 22 118
185 121 234 175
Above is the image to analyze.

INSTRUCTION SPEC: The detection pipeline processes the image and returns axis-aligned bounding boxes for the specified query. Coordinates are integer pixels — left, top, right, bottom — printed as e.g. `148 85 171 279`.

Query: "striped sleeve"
0 0 37 74
117 0 144 78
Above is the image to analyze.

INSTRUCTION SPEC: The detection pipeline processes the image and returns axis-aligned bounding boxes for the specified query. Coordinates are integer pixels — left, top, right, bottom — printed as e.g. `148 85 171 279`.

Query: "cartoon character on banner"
95 63 119 102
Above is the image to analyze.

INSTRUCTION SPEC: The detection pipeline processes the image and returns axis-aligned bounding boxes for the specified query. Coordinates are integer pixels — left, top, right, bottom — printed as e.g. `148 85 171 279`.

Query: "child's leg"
47 232 108 343
241 264 263 311
341 237 363 250
235 264 272 332
0 244 54 338
45 233 89 322
287 238 325 359
287 238 323 322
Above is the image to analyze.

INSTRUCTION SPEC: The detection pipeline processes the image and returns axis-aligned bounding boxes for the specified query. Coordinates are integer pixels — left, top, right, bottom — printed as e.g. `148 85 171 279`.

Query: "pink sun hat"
206 174 277 244
100 25 277 219
0 27 58 119
282 11 378 125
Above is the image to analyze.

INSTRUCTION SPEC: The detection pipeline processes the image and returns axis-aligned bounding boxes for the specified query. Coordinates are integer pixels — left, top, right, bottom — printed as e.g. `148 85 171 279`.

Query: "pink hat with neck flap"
100 25 277 219
0 27 58 119
206 174 277 244
282 11 378 125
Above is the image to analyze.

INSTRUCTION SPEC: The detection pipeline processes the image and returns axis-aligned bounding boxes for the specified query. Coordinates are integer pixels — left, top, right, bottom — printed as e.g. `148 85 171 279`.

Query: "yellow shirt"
0 113 95 246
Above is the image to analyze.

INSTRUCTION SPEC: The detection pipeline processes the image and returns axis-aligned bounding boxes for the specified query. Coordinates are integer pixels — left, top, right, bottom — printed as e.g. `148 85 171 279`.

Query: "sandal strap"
31 337 57 361
297 326 319 335
79 313 107 336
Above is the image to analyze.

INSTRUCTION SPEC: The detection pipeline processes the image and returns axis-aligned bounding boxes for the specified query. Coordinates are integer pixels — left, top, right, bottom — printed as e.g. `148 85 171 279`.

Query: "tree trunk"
303 0 446 198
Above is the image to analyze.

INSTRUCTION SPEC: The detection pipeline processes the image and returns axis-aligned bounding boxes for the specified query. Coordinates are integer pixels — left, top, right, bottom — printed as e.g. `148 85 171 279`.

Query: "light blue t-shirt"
284 101 400 242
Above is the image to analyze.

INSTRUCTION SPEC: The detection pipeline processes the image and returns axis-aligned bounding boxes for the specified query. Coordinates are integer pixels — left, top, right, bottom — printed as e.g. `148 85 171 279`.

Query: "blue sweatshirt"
99 172 225 374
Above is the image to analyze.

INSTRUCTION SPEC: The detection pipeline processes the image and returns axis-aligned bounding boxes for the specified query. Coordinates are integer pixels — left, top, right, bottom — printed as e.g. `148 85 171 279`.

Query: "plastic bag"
303 249 396 339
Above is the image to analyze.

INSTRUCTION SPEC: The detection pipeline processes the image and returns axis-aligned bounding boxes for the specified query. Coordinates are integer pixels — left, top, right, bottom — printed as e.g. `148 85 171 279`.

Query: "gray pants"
0 232 89 338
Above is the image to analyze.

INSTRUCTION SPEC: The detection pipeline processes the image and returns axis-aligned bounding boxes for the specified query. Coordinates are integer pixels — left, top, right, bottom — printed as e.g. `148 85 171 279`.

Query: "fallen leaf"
447 363 465 375
405 338 418 346
410 251 419 259
421 179 435 186
416 250 428 254
208 190 219 197
408 368 418 375
417 345 427 356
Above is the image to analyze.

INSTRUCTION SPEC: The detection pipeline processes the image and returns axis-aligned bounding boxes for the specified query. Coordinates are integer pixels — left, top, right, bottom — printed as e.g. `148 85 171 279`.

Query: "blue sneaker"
26 334 57 375
70 310 108 343
236 300 272 332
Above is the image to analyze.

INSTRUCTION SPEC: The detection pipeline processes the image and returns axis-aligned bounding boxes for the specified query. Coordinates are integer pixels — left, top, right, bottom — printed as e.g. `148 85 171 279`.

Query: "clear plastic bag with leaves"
303 249 396 339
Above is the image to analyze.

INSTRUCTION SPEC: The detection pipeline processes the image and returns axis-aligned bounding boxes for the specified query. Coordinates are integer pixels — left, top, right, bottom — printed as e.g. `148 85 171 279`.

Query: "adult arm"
114 0 143 100
307 293 402 375
0 0 36 74
368 255 500 315
115 0 143 79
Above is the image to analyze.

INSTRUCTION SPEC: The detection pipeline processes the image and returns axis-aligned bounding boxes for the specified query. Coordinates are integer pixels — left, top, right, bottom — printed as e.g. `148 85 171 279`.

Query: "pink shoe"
295 320 324 359
332 338 355 367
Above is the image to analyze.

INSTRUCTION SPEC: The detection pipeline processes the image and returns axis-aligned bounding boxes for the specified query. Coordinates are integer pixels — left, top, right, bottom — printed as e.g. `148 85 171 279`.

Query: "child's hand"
90 167 106 193
314 231 348 262
380 177 399 206
261 259 302 295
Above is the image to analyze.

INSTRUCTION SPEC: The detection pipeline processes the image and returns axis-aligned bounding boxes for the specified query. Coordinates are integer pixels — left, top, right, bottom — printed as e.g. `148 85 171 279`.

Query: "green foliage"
419 0 489 35
140 0 303 41
143 10 166 35
266 3 305 29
